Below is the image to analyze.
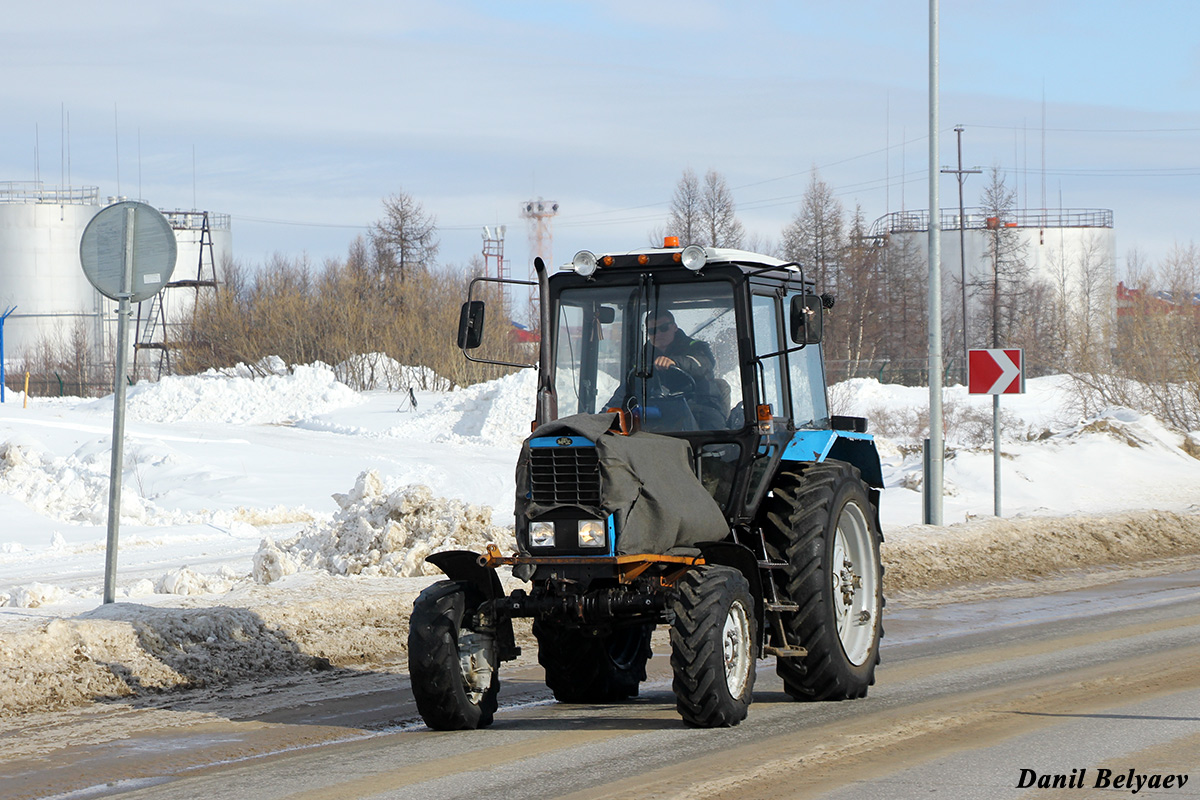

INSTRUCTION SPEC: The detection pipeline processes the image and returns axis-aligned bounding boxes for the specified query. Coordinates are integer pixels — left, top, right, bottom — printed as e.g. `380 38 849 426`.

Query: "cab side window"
752 293 785 415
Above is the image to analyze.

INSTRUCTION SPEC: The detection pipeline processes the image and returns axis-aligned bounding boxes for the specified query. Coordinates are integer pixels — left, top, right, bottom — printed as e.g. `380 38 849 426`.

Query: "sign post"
80 201 177 604
968 348 1024 516
0 306 15 403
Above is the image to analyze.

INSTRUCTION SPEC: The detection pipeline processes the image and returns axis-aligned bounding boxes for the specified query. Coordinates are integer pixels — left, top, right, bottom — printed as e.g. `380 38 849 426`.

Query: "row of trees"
1077 243 1200 431
178 194 525 390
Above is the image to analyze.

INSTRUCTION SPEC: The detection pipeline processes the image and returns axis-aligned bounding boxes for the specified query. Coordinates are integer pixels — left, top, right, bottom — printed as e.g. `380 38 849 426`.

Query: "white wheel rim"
722 600 752 698
831 500 879 666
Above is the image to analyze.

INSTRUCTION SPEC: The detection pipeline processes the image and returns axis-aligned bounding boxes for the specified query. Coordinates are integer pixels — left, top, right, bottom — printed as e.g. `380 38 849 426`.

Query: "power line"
965 123 1200 134
238 215 369 229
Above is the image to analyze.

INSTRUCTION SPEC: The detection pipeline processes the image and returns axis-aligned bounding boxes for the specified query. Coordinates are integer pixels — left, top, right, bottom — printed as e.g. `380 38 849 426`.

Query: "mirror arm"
460 275 538 369
751 342 809 363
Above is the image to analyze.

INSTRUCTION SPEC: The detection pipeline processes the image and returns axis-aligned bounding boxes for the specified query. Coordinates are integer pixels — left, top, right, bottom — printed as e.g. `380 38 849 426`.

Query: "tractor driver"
641 311 730 429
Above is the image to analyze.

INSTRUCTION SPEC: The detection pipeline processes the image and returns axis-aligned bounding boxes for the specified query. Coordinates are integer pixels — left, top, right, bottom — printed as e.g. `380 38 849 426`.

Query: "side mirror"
458 301 486 350
597 305 616 324
789 294 823 345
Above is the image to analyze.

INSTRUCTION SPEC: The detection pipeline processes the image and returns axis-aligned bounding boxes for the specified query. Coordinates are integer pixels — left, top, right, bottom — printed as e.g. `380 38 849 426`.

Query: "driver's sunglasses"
648 321 674 335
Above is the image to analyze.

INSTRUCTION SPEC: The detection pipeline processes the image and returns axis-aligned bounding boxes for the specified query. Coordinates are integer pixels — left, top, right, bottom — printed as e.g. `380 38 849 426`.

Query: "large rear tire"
669 565 756 727
534 621 653 703
407 580 499 730
761 461 883 701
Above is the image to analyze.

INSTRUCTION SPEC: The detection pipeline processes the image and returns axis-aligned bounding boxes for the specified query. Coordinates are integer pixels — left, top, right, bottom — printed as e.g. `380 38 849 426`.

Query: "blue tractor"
408 242 884 729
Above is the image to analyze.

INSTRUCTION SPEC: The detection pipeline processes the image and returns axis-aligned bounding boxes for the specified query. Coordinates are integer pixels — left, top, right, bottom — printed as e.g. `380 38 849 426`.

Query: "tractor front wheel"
407 580 499 730
669 565 756 727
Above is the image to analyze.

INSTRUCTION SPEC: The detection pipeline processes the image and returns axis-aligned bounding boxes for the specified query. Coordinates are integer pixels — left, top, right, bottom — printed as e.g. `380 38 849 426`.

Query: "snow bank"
385 369 537 449
831 375 1079 446
334 352 449 391
883 510 1200 593
4 507 1199 717
93 362 364 425
0 601 331 717
0 441 208 527
252 471 515 582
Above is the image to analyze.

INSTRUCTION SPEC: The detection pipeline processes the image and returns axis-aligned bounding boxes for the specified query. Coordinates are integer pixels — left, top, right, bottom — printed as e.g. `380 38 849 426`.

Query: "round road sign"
79 201 178 303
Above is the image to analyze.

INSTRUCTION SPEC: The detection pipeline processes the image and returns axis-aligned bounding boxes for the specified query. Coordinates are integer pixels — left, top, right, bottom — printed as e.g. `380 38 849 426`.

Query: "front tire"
669 565 756 727
762 462 883 701
407 580 499 730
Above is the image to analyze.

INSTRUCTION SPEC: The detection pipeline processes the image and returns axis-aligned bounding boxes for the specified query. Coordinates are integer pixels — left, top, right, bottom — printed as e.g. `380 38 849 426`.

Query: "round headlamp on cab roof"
681 244 707 272
572 250 598 277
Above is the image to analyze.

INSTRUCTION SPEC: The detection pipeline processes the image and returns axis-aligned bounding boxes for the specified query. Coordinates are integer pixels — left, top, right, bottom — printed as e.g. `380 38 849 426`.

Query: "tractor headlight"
577 519 606 549
529 521 555 548
681 244 707 272
572 250 598 278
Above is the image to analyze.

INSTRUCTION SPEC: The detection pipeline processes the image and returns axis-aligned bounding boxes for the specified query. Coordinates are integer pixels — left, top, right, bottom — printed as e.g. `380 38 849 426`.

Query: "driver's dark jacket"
659 332 728 415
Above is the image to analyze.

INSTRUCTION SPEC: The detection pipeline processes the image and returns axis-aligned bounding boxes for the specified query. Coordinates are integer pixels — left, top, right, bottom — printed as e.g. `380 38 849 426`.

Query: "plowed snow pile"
252 470 516 582
0 575 438 718
0 467 516 717
384 369 538 449
0 441 209 527
883 510 1200 594
95 360 364 425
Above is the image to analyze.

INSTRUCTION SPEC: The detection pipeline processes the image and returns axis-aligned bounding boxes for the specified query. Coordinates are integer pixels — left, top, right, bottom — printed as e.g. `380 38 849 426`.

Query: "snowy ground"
3 359 1200 717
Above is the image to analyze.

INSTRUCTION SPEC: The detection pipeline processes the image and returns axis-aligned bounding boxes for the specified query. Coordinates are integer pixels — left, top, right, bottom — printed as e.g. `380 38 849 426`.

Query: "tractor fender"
695 540 765 653
425 550 518 660
782 429 884 489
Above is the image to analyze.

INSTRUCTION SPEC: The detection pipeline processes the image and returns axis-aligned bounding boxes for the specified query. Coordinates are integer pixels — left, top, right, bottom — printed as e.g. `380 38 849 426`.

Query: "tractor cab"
462 241 832 523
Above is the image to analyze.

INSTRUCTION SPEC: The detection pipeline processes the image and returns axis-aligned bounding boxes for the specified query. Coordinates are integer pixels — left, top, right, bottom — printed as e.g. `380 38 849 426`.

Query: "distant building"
871 206 1115 346
0 182 231 382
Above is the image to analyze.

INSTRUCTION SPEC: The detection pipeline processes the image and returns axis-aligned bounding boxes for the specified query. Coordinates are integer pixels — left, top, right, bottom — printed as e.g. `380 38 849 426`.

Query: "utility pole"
925 0 943 526
941 126 981 382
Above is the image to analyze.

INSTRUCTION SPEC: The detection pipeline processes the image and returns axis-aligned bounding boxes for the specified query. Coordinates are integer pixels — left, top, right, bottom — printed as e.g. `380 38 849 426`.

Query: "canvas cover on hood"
514 412 728 555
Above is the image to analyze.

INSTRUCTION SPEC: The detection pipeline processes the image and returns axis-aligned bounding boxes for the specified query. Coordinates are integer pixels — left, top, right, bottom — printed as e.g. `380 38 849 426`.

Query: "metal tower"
134 210 220 378
521 199 558 312
482 225 508 280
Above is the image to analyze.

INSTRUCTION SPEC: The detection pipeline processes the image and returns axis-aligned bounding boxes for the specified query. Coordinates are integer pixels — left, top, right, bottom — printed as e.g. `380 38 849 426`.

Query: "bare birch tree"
781 170 845 292
371 190 439 282
667 168 703 246
701 169 744 248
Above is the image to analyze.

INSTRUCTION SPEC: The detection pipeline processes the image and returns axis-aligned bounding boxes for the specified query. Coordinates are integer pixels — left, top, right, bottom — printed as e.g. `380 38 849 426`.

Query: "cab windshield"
553 280 739 432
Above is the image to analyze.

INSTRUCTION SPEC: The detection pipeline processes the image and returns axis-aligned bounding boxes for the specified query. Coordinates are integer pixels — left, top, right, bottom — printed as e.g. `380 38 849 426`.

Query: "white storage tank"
0 183 106 365
1 183 233 390
872 207 1116 346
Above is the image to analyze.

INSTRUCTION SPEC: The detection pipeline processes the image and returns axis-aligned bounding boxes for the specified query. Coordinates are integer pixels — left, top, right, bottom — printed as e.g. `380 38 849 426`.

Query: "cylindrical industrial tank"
0 183 104 365
2 185 233 387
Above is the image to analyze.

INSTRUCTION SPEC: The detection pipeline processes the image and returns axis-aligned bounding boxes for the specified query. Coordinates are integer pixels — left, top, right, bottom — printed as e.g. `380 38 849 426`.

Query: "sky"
3 1 1198 280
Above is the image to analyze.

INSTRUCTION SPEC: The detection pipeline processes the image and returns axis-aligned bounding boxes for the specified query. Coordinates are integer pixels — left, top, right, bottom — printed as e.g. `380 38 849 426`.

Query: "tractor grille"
529 446 601 506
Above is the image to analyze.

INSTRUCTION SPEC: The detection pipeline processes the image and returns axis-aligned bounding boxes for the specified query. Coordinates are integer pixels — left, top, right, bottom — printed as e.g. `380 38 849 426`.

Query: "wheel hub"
458 631 496 704
830 501 879 667
721 601 751 698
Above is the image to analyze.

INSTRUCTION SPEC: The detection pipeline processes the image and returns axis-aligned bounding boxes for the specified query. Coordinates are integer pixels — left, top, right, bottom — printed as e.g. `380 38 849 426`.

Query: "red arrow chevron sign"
968 348 1024 394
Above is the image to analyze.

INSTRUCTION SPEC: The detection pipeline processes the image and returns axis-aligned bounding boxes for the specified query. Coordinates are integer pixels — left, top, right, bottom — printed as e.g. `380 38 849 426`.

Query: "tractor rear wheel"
761 461 883 701
669 565 756 727
534 621 653 703
407 580 499 730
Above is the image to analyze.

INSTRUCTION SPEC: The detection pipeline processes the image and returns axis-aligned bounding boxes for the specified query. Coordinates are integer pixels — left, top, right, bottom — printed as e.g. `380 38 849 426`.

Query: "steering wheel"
657 365 696 396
